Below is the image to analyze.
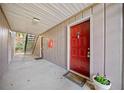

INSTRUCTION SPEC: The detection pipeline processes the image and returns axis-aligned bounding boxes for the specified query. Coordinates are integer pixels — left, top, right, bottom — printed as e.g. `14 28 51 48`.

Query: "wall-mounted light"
32 17 40 24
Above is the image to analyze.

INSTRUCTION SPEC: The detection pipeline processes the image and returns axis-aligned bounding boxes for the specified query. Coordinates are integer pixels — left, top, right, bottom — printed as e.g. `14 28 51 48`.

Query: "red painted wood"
70 20 90 77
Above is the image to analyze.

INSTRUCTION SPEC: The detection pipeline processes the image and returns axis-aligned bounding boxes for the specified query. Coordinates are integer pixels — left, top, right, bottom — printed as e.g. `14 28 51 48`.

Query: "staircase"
24 34 36 54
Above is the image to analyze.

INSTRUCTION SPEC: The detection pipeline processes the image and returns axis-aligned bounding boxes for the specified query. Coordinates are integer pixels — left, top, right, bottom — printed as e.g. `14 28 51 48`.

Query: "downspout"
104 3 106 76
122 3 124 90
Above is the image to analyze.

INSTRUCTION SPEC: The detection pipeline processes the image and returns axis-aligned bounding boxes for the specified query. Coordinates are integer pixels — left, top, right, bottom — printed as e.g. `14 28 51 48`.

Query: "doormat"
34 57 43 60
63 71 86 87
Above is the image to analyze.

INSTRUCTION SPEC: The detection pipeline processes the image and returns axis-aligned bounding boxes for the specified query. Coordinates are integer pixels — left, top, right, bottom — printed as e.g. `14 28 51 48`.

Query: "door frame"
67 16 93 80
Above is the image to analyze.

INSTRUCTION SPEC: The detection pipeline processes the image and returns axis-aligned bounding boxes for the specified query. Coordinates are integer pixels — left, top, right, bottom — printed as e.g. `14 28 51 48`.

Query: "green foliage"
95 75 110 85
15 43 24 51
15 32 27 53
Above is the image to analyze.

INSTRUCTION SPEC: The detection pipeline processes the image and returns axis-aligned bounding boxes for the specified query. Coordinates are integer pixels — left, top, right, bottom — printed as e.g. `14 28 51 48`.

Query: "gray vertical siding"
33 4 123 89
0 8 10 78
92 4 105 75
105 4 123 89
41 21 69 68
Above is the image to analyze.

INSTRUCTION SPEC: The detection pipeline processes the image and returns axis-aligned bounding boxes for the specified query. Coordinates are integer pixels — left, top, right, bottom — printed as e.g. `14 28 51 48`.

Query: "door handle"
87 48 90 58
87 52 90 58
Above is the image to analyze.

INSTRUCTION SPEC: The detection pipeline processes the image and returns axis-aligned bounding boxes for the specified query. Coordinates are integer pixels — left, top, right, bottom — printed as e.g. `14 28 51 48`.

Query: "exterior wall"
8 31 12 63
34 4 123 89
0 8 10 78
41 21 68 68
8 31 16 64
105 4 123 90
92 4 105 75
33 36 41 58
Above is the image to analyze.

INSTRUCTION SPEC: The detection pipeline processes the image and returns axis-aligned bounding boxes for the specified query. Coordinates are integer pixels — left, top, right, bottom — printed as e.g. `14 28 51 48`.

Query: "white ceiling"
1 3 91 35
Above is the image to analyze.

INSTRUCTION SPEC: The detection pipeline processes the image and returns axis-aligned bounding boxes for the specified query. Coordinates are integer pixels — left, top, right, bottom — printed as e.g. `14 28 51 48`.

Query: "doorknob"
87 54 90 58
87 52 90 58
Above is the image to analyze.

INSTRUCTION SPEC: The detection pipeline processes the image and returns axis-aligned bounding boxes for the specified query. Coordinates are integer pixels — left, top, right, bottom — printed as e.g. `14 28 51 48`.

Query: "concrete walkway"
0 54 91 90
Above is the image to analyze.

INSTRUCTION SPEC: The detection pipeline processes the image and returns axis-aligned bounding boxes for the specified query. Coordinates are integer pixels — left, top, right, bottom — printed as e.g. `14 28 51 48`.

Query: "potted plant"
92 73 111 90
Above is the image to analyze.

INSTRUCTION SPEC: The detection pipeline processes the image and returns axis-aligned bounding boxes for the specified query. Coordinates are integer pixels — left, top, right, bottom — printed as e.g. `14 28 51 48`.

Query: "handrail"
24 34 28 53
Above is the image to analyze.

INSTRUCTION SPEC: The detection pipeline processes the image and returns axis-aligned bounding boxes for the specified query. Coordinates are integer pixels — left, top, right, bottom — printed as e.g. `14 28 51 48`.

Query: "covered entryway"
0 3 123 90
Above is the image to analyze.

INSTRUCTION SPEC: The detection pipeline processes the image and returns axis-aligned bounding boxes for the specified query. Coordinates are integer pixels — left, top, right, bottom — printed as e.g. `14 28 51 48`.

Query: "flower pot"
92 75 111 90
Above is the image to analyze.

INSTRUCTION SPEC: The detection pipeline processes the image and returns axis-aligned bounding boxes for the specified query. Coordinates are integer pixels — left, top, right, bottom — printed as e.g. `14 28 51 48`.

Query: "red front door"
70 20 90 77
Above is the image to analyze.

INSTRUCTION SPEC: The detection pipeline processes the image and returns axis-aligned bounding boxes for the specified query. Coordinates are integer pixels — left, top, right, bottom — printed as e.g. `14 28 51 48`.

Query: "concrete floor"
0 54 91 90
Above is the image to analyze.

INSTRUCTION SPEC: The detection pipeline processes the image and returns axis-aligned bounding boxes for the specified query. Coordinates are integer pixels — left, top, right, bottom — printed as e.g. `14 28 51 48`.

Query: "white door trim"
67 15 94 79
